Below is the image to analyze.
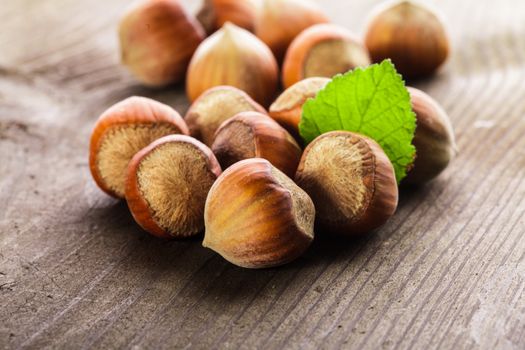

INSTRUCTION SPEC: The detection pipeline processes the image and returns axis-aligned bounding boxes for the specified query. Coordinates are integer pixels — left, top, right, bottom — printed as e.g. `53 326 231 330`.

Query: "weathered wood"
1 0 524 349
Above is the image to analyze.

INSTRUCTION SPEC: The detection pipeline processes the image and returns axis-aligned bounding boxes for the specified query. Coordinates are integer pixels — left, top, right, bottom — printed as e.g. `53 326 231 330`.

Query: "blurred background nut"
186 22 279 107
197 0 258 34
119 0 205 86
282 24 371 89
364 0 450 79
404 87 457 185
255 0 329 62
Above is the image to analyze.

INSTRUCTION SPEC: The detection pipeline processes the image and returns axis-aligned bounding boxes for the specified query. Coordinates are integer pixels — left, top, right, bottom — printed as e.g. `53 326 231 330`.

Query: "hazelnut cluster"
88 0 456 269
119 0 450 95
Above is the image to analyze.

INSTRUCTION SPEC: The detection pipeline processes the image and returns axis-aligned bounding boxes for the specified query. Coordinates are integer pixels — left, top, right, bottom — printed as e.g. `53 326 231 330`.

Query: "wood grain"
1 0 524 349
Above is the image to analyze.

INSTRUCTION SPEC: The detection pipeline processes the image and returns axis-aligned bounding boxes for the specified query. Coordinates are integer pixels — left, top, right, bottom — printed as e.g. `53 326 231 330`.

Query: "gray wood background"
1 0 524 349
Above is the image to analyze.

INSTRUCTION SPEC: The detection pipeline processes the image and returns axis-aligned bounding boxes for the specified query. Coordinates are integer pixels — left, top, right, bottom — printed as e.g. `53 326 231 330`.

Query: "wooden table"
1 0 524 349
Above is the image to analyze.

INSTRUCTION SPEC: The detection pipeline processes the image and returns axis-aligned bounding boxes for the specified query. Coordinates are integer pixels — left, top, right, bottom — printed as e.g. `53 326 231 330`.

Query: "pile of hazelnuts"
89 0 457 268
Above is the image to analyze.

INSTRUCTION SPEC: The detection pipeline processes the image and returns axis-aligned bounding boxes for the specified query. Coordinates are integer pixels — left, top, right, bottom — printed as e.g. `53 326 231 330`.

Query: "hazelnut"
203 158 315 268
212 111 302 177
269 77 330 142
364 0 449 79
126 135 221 239
404 87 457 185
282 24 371 89
119 0 205 86
197 0 257 34
295 131 398 236
184 86 267 147
89 96 189 198
255 0 330 62
186 22 279 107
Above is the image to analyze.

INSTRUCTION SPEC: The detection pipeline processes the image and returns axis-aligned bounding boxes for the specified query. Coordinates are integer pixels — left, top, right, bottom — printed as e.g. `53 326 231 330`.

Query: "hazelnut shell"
269 77 330 142
186 22 279 107
119 0 205 86
295 131 398 236
197 0 257 34
125 135 221 239
282 24 371 89
184 86 267 146
212 111 302 177
404 87 457 184
89 96 189 198
204 158 315 268
255 0 330 62
364 0 449 79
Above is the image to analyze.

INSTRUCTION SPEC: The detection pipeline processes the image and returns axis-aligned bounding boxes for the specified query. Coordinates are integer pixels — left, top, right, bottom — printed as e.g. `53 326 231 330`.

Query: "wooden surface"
1 0 524 349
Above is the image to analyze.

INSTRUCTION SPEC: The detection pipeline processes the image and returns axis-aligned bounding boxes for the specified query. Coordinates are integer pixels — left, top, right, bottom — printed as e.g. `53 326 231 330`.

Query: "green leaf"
299 60 416 183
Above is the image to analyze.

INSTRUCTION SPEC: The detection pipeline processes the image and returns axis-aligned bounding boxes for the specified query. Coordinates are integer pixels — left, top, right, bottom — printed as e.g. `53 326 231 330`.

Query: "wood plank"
0 0 524 349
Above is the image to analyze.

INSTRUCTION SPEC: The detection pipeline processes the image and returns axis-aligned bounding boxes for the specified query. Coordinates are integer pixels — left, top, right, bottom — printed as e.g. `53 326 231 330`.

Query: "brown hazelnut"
404 87 457 185
269 77 330 142
203 158 315 268
212 111 302 177
126 135 221 239
89 96 189 198
185 86 267 147
295 131 398 236
364 0 450 79
255 0 330 62
119 0 205 86
282 24 371 89
197 0 257 34
186 22 279 107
